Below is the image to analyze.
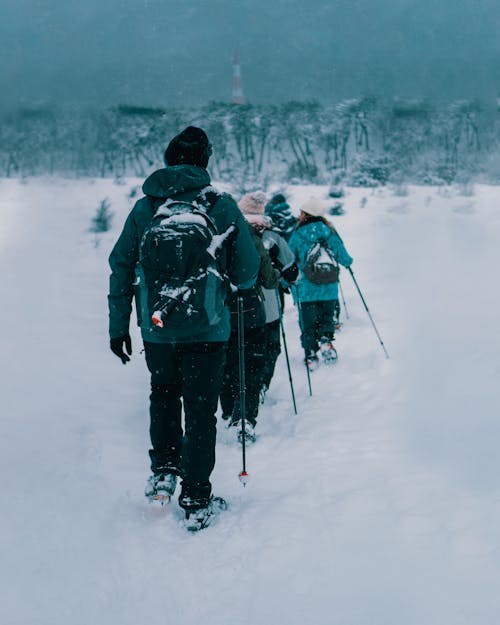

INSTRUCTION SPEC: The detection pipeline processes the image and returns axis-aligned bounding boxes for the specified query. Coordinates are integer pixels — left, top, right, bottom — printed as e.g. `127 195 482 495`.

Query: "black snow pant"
298 300 336 355
333 298 341 325
143 341 226 508
259 320 281 391
220 325 267 427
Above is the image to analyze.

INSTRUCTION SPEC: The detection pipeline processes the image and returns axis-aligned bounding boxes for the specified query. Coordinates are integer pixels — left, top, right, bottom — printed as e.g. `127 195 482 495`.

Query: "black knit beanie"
269 193 286 206
164 126 212 168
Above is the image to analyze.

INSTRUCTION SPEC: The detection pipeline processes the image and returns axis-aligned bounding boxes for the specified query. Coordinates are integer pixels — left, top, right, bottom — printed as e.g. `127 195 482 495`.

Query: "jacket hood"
142 165 211 199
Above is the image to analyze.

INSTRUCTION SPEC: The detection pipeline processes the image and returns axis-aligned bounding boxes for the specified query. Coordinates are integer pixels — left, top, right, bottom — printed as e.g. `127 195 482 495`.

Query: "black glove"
110 334 132 364
281 261 299 284
267 242 280 264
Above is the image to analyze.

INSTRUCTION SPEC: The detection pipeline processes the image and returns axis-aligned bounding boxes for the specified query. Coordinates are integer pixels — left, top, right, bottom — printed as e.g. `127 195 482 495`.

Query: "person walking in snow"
219 192 281 443
108 126 259 530
288 198 353 370
264 193 297 242
247 193 299 402
264 192 298 313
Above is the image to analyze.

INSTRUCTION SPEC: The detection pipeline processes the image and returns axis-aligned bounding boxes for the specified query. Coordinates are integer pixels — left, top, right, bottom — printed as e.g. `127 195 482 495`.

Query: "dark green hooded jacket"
108 165 260 343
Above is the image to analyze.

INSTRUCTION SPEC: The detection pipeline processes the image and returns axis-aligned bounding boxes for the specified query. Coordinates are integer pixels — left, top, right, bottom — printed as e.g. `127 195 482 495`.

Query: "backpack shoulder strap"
196 186 222 214
146 195 164 215
202 190 220 209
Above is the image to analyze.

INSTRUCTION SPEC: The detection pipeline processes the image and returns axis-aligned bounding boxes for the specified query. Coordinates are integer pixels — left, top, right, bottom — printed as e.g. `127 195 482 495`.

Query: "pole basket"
238 471 249 486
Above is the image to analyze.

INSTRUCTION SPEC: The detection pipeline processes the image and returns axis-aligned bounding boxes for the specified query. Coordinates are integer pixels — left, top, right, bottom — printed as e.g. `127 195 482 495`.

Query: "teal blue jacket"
288 220 353 303
108 166 260 342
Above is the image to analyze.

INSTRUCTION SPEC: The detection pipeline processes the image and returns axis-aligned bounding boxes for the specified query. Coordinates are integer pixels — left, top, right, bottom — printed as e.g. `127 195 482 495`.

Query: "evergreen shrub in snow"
89 198 113 247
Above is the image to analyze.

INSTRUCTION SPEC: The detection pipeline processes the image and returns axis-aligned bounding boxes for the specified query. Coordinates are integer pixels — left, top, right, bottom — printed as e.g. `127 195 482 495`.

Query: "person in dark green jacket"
108 126 259 528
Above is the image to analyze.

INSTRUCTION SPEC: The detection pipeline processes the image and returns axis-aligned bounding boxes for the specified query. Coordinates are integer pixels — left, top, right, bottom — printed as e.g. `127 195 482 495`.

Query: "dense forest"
2 99 500 189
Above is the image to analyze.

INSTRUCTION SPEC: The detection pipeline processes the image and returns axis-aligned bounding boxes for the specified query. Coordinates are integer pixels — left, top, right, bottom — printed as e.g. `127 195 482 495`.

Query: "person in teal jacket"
108 126 259 528
288 198 353 369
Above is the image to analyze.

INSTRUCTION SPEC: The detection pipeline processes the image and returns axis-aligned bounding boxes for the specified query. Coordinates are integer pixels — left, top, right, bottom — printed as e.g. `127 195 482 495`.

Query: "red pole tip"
151 313 164 328
238 471 249 485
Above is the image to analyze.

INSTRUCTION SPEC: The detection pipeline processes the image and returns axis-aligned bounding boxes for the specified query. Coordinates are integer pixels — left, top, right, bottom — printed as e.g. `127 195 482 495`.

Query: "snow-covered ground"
2 178 500 625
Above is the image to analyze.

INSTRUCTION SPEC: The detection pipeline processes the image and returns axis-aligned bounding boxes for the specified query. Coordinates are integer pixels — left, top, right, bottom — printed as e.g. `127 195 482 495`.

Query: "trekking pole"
237 293 249 485
276 291 297 415
347 266 390 359
294 290 312 396
338 276 350 320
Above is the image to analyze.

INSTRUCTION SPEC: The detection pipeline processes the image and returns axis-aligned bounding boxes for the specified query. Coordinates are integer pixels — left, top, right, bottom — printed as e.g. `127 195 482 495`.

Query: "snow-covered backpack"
139 192 228 332
302 237 339 285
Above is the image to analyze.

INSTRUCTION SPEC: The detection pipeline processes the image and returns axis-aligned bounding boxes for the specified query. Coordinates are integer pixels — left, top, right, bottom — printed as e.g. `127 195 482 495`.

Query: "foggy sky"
2 0 500 110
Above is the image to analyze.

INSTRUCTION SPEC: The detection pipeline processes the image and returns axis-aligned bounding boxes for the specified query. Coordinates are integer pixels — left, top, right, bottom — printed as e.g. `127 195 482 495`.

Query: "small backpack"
139 192 228 332
302 237 339 285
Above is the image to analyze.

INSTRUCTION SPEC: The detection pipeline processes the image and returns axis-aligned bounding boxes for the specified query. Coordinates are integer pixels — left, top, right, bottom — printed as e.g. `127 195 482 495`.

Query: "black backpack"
139 192 229 332
302 237 339 285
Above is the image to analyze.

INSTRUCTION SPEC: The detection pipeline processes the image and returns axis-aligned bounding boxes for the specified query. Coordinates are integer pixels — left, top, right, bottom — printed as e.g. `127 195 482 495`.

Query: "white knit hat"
300 197 329 217
238 191 267 215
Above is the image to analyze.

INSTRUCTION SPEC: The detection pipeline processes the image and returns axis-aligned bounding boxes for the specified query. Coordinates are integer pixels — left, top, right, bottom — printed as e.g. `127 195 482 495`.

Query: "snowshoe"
183 496 228 532
237 419 256 445
305 353 320 372
145 473 177 505
320 341 338 364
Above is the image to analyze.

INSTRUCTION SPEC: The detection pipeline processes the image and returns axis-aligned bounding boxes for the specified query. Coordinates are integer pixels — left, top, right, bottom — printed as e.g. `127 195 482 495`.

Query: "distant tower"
232 49 245 104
